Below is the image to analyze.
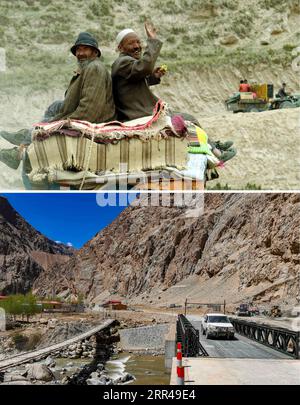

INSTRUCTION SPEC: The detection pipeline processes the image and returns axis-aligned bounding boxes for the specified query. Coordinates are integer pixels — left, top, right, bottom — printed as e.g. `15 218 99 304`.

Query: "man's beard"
131 49 141 59
77 58 93 69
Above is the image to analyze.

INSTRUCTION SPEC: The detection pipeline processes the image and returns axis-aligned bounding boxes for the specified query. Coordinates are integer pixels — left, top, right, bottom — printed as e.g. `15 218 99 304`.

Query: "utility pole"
184 298 187 316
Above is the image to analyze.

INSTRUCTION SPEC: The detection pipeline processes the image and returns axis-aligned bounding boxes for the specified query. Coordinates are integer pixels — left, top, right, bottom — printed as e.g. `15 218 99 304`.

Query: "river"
105 352 170 385
52 352 170 385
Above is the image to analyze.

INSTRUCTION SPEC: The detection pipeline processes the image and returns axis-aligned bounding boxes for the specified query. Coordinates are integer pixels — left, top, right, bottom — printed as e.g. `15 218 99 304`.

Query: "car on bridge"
201 313 235 339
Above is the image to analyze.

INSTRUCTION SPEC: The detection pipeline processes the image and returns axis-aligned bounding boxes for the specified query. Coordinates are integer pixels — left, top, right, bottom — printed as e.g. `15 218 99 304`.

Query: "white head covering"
116 29 135 46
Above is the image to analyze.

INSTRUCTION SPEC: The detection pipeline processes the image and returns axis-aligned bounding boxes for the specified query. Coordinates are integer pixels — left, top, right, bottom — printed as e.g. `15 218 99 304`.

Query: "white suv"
202 313 235 339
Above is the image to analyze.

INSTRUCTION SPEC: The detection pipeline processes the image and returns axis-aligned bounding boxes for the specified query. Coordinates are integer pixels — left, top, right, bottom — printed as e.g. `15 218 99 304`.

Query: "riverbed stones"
48 319 58 329
61 376 70 384
58 338 96 360
44 356 56 368
86 377 105 385
114 372 135 384
97 363 104 371
1 380 32 385
4 372 28 382
27 364 54 382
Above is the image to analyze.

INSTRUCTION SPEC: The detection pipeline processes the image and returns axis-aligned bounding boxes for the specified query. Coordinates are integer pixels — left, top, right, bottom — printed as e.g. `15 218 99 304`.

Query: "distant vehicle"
249 305 260 315
201 313 235 339
226 84 300 113
269 94 300 110
225 83 273 113
236 303 259 316
236 303 251 316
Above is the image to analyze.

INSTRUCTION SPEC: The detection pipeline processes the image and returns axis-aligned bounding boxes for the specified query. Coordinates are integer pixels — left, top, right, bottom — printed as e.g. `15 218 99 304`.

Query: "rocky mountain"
34 193 300 309
0 196 74 294
1 0 299 94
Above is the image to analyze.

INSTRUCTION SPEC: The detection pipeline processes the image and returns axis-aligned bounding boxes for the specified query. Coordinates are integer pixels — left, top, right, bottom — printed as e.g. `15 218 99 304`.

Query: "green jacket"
51 59 116 123
111 38 163 121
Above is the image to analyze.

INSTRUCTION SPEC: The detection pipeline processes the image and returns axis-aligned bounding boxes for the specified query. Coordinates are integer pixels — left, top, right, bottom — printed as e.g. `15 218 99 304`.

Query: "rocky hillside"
0 0 299 112
33 193 300 309
0 196 73 294
0 0 299 94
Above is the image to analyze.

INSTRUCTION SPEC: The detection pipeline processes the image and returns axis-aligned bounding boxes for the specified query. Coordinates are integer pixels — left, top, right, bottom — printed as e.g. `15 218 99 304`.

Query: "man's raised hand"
145 21 157 39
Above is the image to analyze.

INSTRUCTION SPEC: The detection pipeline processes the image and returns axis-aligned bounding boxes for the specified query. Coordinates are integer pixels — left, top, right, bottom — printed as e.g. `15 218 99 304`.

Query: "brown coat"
51 59 116 123
111 38 162 121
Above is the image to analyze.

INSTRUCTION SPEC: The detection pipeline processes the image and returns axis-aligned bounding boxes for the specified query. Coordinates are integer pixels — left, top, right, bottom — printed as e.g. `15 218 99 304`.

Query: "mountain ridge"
33 193 300 309
0 196 74 295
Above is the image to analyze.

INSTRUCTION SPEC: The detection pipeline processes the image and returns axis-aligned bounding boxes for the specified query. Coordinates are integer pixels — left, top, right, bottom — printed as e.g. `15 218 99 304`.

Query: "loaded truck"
225 83 274 113
226 83 300 113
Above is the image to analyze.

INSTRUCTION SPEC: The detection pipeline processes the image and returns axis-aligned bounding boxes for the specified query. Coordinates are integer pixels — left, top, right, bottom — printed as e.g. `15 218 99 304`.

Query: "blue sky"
2 193 130 248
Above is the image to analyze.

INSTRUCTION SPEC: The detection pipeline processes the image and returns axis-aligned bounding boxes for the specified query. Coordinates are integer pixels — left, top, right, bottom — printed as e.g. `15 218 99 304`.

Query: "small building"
37 300 63 311
103 300 127 310
37 301 84 313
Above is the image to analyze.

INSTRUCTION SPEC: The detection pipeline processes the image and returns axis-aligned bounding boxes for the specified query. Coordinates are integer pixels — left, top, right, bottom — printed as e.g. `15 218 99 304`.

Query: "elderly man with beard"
0 32 115 171
111 23 236 175
111 22 165 121
50 32 115 123
112 22 203 126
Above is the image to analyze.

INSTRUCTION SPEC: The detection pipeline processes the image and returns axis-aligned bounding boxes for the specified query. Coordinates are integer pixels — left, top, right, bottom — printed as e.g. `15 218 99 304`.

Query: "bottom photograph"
0 192 299 386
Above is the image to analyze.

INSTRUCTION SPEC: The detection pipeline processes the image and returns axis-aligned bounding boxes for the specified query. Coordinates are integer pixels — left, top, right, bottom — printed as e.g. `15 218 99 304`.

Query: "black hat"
71 32 101 57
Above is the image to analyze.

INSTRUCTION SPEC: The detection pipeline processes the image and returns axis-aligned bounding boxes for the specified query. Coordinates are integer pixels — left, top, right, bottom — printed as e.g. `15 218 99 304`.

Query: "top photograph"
0 0 299 191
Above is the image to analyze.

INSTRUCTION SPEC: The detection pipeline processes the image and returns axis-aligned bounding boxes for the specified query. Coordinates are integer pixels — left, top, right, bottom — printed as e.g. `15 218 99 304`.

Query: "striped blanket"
27 101 188 185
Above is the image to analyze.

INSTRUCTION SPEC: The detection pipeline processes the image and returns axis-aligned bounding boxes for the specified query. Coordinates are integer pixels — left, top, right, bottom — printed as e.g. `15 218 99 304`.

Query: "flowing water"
52 357 91 380
105 352 170 385
51 352 170 385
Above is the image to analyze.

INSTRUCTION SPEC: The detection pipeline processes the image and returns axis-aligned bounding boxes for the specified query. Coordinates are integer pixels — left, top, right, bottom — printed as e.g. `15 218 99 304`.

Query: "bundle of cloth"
27 101 189 186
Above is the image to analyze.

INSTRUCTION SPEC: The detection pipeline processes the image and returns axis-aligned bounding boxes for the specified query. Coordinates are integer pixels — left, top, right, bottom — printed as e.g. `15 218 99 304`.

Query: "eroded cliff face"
33 194 299 308
0 196 73 294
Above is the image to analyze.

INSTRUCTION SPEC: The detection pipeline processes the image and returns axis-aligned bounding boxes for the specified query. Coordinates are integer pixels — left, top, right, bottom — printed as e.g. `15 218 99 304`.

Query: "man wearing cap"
0 32 116 171
111 22 165 121
112 23 201 126
50 32 115 123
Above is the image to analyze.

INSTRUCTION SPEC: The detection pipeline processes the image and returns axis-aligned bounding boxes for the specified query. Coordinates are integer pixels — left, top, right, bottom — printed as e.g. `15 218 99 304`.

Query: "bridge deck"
0 319 114 372
170 315 299 384
188 316 291 359
190 319 291 359
170 358 300 385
